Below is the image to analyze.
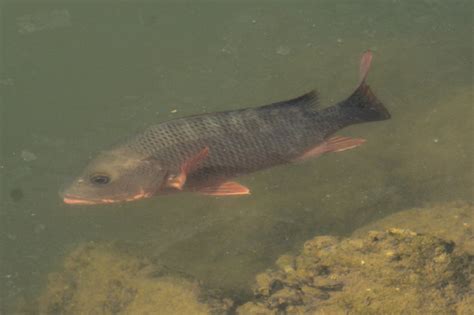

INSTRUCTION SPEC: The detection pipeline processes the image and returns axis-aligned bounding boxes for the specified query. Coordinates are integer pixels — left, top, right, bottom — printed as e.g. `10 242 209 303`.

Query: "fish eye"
90 174 110 185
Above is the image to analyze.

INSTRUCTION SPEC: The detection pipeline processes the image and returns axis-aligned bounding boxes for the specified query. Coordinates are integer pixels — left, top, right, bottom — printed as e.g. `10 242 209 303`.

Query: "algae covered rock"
237 228 473 314
353 201 474 254
35 203 473 314
37 241 231 315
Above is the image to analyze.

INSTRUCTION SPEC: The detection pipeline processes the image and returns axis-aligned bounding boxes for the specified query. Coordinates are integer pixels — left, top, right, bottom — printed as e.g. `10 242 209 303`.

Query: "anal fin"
196 181 250 196
295 136 366 161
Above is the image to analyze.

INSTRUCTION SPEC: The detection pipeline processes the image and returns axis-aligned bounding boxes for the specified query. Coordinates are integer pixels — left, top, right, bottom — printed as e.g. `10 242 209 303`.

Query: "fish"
61 50 390 205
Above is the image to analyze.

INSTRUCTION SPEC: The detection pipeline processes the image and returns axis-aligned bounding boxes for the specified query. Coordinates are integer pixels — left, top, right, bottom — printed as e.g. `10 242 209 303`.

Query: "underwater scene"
1 1 472 314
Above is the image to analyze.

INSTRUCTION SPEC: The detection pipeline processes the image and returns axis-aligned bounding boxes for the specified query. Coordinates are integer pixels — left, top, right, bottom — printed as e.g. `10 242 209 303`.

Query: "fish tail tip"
341 51 390 122
359 50 374 85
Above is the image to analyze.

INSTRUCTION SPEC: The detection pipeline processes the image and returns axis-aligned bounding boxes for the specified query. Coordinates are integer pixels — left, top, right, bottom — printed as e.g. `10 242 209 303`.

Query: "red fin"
196 181 250 196
359 50 373 85
165 147 209 190
295 136 366 161
165 173 187 190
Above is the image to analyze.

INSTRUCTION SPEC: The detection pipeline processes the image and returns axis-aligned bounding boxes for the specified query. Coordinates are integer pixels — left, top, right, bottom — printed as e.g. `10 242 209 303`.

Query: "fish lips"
60 190 153 205
62 194 115 205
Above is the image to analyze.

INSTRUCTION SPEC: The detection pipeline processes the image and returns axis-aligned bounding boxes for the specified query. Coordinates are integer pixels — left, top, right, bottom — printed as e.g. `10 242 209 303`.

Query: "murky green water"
1 1 472 312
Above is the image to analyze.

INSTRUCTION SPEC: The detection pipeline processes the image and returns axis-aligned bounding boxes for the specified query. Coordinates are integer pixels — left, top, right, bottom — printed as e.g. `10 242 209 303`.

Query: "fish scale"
128 101 341 180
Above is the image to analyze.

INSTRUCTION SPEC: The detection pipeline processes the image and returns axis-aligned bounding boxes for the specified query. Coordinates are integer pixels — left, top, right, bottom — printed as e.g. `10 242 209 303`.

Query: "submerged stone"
238 227 473 314
30 202 473 314
36 242 231 315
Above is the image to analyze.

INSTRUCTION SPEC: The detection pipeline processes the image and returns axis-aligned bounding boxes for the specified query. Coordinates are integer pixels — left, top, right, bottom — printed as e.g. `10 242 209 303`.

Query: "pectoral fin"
165 147 209 190
196 181 250 196
166 173 187 190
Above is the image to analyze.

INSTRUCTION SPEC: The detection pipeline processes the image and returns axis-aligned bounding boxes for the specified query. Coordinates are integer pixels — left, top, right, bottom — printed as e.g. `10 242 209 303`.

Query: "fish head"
61 148 166 205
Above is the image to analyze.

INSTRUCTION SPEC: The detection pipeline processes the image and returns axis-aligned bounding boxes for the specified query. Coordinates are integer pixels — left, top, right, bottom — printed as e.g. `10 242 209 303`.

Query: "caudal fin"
341 50 391 122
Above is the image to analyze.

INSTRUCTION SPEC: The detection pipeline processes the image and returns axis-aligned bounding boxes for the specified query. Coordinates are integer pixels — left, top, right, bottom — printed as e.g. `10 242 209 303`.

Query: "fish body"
62 51 390 205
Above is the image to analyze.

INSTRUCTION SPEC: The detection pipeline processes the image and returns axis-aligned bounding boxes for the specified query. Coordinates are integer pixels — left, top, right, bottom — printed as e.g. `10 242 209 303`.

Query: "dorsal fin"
260 90 320 111
287 90 320 108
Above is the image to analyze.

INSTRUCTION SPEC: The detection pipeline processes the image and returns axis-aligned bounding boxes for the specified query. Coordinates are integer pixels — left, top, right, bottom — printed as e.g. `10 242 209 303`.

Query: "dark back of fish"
124 82 390 186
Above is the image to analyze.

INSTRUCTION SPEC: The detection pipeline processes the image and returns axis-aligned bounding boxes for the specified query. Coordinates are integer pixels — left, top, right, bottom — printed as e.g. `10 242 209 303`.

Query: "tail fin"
340 50 391 122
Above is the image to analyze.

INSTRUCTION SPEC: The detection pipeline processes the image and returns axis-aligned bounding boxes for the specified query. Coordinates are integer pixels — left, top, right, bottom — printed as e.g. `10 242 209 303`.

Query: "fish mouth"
62 194 120 205
62 190 152 205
